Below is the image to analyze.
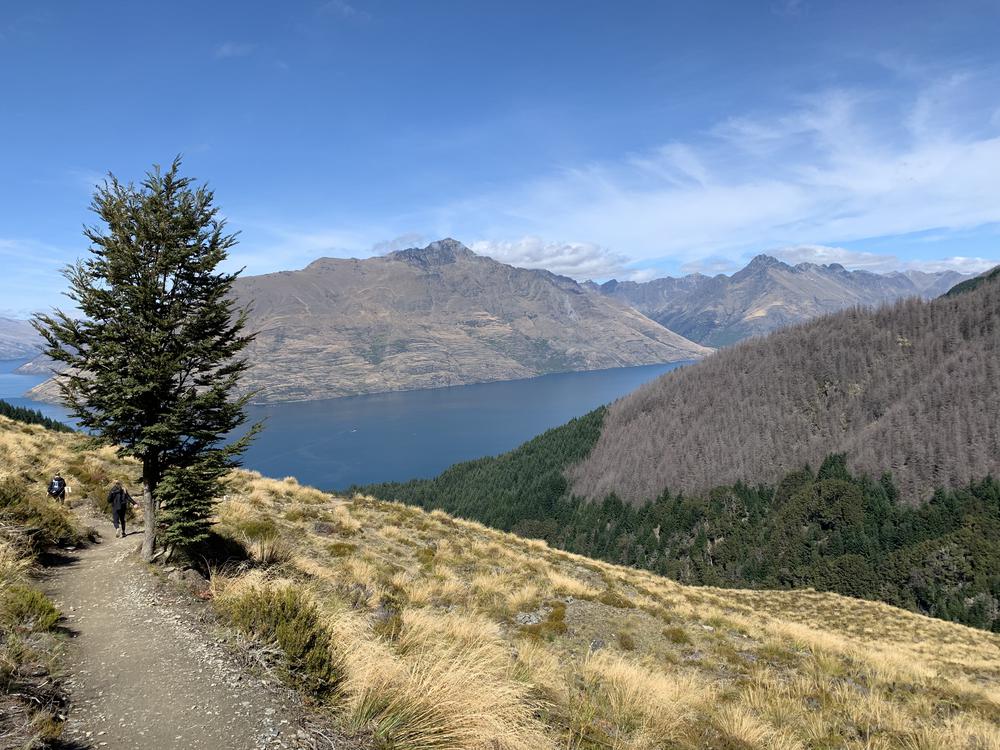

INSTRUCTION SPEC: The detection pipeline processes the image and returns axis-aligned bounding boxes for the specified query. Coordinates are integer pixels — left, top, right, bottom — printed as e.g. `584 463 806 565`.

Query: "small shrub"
521 601 568 640
415 546 436 568
0 475 26 508
1 584 59 633
598 588 636 609
663 626 692 645
327 542 357 558
220 581 341 699
617 631 637 651
232 517 278 539
284 506 320 522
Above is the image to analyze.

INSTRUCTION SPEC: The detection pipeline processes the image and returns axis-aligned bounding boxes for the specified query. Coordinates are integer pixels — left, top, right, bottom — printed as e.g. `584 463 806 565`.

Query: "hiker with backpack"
108 481 137 538
47 472 68 503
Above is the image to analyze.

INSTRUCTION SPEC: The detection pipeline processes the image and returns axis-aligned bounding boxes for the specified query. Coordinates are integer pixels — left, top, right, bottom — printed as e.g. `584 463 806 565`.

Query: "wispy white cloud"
469 237 635 280
318 0 370 21
767 244 997 274
0 238 76 317
679 256 741 275
215 41 256 59
437 69 1000 273
227 219 395 273
370 233 426 254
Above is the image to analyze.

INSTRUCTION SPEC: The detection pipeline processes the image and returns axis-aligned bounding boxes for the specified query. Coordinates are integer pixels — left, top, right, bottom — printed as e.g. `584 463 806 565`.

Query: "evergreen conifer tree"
33 157 258 560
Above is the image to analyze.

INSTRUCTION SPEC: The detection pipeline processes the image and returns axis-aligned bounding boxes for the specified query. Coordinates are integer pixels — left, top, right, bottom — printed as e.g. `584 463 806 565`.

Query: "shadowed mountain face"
598 256 972 347
569 269 1000 504
229 239 711 402
0 318 41 360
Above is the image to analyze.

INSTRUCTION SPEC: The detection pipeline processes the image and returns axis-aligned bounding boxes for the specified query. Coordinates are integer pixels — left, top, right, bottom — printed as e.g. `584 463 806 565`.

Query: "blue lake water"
0 358 687 490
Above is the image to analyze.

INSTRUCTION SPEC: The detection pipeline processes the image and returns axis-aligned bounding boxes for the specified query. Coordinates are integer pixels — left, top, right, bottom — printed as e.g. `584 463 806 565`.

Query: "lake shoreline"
1 358 689 490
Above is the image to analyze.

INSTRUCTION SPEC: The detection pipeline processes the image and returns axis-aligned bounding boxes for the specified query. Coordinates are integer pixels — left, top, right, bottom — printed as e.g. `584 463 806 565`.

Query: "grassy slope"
221 480 1000 748
5 417 999 749
0 416 118 747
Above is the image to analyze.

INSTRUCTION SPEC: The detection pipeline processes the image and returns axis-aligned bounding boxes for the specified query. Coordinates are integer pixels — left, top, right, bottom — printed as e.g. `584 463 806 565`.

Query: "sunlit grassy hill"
3 417 999 749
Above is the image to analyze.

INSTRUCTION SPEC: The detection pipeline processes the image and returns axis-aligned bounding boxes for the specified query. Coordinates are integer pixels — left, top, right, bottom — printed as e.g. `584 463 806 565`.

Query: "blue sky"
2 0 999 315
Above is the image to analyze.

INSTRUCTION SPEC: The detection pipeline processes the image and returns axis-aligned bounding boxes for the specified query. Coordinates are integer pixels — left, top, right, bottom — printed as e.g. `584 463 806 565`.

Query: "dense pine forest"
0 399 72 432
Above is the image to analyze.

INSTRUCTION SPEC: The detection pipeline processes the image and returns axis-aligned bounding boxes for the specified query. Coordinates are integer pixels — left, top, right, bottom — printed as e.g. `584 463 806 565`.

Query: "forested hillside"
0 399 72 432
572 267 1000 503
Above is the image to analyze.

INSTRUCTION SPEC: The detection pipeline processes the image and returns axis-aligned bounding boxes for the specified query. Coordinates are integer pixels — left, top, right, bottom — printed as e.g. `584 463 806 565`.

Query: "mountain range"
596 256 971 346
227 238 710 402
0 317 41 360
16 241 983 403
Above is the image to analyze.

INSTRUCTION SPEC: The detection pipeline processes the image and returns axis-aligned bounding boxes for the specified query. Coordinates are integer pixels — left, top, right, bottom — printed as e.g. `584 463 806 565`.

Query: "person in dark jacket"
108 481 137 538
47 472 67 503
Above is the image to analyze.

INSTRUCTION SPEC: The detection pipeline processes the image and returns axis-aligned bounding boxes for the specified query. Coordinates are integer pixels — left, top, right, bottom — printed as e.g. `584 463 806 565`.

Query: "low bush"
0 476 26 508
327 542 357 558
218 579 342 699
663 626 692 645
1 584 59 633
520 601 567 640
598 588 636 609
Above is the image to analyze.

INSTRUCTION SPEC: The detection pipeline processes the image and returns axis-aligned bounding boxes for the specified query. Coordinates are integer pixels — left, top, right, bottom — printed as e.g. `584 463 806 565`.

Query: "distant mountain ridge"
226 239 710 402
0 317 41 360
598 255 972 347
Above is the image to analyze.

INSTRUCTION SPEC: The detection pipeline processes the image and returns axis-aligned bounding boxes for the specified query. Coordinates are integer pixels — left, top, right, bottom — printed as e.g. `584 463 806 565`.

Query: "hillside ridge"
573 264 1000 502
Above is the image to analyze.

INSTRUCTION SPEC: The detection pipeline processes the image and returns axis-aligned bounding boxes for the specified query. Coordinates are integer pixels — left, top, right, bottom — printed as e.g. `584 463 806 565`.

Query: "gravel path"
43 524 349 750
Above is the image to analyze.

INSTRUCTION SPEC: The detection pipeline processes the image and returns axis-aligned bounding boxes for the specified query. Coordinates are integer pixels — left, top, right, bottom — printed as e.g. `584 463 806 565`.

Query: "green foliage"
943 265 1000 297
0 476 26 509
1 584 59 633
663 626 691 645
327 542 357 557
0 400 73 432
32 157 259 556
597 589 635 609
221 584 341 699
520 601 567 640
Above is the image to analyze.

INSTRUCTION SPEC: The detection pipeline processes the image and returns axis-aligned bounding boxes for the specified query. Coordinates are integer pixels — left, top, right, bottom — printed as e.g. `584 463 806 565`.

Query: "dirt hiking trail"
43 520 348 750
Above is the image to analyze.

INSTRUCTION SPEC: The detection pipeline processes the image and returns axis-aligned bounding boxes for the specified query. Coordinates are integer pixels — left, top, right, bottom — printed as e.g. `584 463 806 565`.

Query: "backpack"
48 478 63 496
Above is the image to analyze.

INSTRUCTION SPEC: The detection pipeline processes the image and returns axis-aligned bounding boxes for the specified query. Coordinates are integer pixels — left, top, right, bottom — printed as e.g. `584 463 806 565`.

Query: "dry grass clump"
214 572 342 698
576 653 711 748
342 640 551 750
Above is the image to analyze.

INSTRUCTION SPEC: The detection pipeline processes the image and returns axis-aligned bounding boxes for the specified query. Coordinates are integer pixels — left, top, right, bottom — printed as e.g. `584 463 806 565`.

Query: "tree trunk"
141 468 156 562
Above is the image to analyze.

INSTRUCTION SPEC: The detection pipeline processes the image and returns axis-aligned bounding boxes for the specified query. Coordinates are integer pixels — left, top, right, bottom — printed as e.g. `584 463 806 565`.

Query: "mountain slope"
229 239 710 402
6 400 1000 749
599 256 972 347
0 317 41 359
572 267 1000 503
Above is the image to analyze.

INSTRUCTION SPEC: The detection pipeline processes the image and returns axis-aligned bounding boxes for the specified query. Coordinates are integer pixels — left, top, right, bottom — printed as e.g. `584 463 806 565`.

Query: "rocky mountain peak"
731 254 790 281
389 238 477 266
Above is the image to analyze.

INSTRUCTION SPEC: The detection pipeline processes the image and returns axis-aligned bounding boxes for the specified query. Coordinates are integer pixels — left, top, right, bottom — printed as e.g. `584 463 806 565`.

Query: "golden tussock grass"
5 418 1000 750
